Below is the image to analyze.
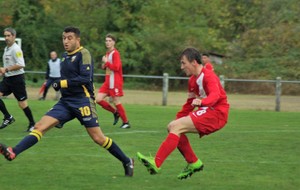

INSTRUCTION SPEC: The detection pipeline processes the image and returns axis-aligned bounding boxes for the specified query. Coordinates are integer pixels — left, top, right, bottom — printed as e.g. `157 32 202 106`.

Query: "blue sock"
13 130 42 155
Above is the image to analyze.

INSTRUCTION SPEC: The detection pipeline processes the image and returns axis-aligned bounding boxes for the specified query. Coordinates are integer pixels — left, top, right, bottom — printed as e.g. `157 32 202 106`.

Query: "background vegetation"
0 0 299 93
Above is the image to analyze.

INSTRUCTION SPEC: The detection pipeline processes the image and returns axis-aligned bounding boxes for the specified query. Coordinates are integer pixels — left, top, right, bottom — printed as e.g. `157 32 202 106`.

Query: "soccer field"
0 99 299 190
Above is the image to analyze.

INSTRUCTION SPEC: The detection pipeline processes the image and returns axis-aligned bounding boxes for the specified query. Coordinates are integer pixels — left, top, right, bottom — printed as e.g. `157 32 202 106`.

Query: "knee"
167 121 177 132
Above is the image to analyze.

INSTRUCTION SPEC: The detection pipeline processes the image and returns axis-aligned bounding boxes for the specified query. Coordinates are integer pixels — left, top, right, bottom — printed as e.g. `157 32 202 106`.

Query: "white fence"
26 71 300 111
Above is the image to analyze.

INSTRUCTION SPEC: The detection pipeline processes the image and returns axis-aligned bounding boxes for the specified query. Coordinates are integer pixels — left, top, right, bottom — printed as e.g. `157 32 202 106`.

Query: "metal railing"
25 71 300 111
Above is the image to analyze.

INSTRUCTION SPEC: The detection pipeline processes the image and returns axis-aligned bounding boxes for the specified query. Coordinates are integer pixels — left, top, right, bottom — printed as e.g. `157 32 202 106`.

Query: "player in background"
0 27 35 132
39 51 61 100
201 53 214 71
137 47 229 179
0 26 134 177
96 34 130 129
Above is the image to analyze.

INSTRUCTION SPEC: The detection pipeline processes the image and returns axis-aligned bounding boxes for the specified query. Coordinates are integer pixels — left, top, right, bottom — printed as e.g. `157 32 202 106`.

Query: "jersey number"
195 109 206 116
79 106 91 116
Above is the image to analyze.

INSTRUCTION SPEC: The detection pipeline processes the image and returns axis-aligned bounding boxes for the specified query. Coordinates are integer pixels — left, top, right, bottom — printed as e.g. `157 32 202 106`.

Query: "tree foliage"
0 0 299 80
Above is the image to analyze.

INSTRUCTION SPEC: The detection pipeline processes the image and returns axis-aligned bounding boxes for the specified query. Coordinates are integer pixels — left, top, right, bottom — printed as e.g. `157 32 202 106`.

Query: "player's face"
180 55 195 76
105 37 115 51
62 32 80 53
4 31 15 47
50 51 57 60
202 55 210 64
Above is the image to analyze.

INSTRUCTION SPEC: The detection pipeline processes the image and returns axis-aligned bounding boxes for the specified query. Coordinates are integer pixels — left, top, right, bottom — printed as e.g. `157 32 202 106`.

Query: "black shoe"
120 122 130 129
26 123 35 132
123 158 134 177
0 115 15 129
113 112 120 125
0 143 16 161
38 97 45 101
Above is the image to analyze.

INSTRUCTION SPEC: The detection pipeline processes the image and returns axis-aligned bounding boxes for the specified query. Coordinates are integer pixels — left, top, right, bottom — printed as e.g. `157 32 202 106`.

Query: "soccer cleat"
177 159 204 180
26 124 35 132
120 122 130 129
0 143 16 161
0 115 15 129
38 97 45 101
123 158 134 177
137 152 161 175
113 112 120 125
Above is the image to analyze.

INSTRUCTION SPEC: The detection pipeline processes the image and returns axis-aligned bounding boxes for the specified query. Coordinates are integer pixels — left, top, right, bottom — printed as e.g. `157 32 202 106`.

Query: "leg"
137 116 199 174
18 100 35 131
0 115 57 161
112 96 130 128
86 126 134 176
0 98 15 129
96 92 119 125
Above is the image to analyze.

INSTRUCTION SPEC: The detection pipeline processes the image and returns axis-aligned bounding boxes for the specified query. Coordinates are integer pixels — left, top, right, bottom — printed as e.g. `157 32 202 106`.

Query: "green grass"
0 99 299 190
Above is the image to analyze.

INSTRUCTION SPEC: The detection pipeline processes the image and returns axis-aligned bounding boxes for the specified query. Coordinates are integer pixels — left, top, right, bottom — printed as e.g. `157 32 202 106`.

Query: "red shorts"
189 107 228 137
98 82 124 97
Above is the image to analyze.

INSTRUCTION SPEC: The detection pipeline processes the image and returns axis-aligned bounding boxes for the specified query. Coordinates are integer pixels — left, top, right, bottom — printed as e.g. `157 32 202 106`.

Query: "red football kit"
99 48 124 97
176 68 229 137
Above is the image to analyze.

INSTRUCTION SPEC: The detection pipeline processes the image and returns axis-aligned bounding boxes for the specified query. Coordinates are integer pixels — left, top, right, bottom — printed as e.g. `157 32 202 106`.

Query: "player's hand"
102 55 107 63
191 98 202 106
52 80 61 91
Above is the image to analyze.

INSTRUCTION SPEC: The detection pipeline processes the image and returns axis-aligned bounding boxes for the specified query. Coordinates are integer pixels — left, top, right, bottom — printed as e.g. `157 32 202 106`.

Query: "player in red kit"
137 47 229 179
96 34 130 129
202 53 214 71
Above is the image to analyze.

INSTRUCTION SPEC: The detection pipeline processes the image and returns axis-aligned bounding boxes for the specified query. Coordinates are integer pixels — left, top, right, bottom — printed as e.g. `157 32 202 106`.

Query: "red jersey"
204 62 214 71
176 68 229 120
104 48 123 89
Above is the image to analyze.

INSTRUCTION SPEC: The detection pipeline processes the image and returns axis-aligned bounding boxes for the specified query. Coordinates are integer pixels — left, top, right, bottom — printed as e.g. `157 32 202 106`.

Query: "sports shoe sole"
138 156 159 175
178 165 204 180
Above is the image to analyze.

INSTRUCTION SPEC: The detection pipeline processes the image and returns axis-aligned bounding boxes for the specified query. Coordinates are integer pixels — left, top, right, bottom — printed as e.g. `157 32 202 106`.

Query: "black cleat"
26 123 35 132
120 122 130 129
0 143 16 161
124 158 134 177
113 112 120 125
0 115 15 129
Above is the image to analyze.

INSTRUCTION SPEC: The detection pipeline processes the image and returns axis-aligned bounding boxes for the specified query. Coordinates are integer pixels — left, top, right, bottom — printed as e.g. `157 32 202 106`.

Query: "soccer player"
0 26 134 177
201 53 214 71
0 27 35 132
39 51 61 100
96 34 130 129
137 47 229 179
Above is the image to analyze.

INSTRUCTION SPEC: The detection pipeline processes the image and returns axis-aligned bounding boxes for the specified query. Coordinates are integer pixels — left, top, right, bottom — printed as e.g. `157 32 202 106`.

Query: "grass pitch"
0 99 299 190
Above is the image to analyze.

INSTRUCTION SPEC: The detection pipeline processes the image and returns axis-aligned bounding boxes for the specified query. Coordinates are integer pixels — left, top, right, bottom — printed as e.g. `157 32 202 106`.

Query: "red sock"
155 133 179 168
98 100 116 113
116 104 128 123
177 134 198 163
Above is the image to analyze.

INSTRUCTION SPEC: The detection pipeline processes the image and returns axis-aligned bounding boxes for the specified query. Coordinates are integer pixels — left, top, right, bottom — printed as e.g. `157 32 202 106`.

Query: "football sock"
116 104 128 123
0 99 11 118
177 134 198 163
98 100 116 113
13 130 43 155
102 137 130 164
23 106 35 124
155 133 179 168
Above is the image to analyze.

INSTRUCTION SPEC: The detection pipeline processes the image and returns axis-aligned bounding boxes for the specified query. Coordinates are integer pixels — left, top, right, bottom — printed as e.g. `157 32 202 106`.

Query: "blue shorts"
46 96 99 128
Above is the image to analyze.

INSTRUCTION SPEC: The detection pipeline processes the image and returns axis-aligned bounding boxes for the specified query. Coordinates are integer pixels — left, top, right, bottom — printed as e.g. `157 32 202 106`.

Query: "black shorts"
0 74 28 101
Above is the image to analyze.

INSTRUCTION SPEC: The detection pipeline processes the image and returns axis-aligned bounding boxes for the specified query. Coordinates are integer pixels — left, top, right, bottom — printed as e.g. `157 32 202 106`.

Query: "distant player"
201 53 214 71
137 47 229 179
96 34 130 129
0 26 134 177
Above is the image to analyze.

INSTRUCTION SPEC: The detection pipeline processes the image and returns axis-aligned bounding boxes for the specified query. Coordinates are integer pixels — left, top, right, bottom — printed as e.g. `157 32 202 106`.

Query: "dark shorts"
0 74 27 101
46 96 99 128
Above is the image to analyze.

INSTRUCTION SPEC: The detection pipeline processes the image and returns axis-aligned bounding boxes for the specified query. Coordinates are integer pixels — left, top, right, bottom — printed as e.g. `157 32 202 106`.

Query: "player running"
0 26 134 177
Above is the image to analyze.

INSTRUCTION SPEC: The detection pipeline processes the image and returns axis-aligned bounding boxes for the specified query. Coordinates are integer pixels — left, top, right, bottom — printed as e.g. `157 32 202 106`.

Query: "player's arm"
200 75 220 107
54 50 93 90
104 51 121 71
45 63 50 79
176 80 196 118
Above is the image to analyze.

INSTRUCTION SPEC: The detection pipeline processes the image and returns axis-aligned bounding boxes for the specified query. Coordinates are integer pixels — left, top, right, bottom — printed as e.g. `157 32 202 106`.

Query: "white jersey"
2 42 25 77
48 58 61 78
